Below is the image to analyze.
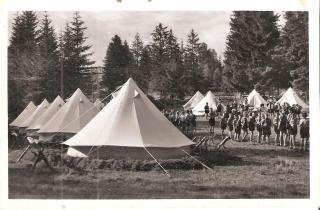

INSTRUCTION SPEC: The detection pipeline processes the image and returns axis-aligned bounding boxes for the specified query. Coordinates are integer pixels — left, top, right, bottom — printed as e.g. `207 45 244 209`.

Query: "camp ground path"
8 119 309 199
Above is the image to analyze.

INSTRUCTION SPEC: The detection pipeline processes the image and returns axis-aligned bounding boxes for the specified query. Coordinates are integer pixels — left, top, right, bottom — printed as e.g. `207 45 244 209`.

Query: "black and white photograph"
5 9 311 200
1 0 320 209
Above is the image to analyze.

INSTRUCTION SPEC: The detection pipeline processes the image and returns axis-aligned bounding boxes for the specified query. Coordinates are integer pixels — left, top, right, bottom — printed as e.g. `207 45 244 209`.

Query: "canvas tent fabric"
183 91 204 110
27 95 65 131
247 89 267 108
64 78 194 160
94 99 104 110
276 87 308 108
192 91 219 115
19 99 50 128
9 102 37 127
38 88 99 136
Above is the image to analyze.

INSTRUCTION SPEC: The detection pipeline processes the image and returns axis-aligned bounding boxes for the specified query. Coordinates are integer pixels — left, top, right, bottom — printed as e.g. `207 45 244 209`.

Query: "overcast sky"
8 11 284 66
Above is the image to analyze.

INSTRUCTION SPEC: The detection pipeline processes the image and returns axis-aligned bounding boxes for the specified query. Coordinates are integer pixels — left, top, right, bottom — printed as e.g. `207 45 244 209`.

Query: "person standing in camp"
288 113 298 149
248 112 256 142
209 110 215 134
241 113 248 141
261 113 272 144
220 113 228 139
204 102 210 119
216 101 223 119
299 112 309 151
234 114 241 141
227 113 234 140
190 110 197 136
256 113 263 143
279 112 287 147
273 112 281 146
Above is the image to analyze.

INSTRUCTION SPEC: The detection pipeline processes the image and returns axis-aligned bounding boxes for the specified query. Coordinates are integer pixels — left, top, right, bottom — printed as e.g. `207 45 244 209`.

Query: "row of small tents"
9 78 194 160
183 88 309 113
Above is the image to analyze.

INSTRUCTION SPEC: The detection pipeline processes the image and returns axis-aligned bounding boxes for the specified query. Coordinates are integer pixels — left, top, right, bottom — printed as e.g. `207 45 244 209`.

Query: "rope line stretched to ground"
143 147 171 178
181 149 213 171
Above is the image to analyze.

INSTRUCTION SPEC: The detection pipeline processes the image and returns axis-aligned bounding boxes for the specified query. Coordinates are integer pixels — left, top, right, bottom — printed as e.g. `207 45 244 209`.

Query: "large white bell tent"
247 89 267 108
63 78 194 160
192 91 219 115
37 89 99 141
19 99 50 129
26 95 65 135
276 87 308 109
183 91 204 110
9 101 37 128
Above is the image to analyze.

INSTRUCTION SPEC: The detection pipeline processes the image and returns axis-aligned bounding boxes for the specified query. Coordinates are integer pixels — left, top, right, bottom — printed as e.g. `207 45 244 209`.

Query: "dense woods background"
8 11 309 121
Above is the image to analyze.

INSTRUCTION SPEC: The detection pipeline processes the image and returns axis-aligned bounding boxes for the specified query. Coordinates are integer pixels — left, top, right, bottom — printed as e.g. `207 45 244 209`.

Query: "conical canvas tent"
9 101 37 127
192 91 219 116
27 96 65 133
94 99 104 110
247 89 267 108
19 99 50 128
277 87 308 108
183 91 204 110
63 78 194 160
38 89 99 141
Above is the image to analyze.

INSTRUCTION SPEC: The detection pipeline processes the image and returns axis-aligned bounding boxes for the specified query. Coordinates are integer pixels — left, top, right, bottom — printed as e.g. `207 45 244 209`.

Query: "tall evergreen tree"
223 11 280 93
184 29 204 93
61 12 95 97
101 35 131 93
38 12 60 101
131 33 144 66
8 11 42 120
272 12 308 98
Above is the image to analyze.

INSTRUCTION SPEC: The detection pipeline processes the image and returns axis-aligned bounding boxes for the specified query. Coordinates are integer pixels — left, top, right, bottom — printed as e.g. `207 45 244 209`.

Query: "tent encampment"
37 89 99 141
19 99 50 129
247 89 267 108
27 95 65 134
183 91 204 110
94 99 104 110
276 87 308 109
192 91 219 115
9 101 37 127
63 78 194 160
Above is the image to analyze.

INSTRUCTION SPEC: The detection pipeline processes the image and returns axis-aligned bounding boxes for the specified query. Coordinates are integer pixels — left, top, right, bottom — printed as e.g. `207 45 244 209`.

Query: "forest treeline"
8 11 308 120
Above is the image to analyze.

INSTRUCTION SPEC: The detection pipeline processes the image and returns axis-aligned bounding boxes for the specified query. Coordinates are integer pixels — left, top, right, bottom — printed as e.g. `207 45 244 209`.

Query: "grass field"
8 118 309 199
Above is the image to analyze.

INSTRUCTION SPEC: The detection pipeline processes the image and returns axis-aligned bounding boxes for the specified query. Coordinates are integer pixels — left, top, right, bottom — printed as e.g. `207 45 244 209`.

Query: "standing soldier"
256 113 263 144
234 114 242 141
262 114 272 144
289 113 298 149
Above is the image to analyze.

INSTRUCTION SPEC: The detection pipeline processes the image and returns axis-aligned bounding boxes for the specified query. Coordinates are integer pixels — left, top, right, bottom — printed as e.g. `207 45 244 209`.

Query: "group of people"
162 97 309 151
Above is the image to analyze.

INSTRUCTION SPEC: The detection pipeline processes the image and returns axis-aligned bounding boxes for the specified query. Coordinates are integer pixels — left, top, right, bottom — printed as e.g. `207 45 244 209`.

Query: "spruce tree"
101 35 128 92
61 12 95 97
223 11 280 93
38 12 60 101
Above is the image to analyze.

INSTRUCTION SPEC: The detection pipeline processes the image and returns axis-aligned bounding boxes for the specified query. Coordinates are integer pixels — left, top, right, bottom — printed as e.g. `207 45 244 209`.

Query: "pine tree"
138 46 152 92
223 11 280 93
101 35 129 92
8 11 42 120
276 12 308 98
150 23 170 95
61 12 95 97
38 12 60 101
131 33 144 66
184 29 204 93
